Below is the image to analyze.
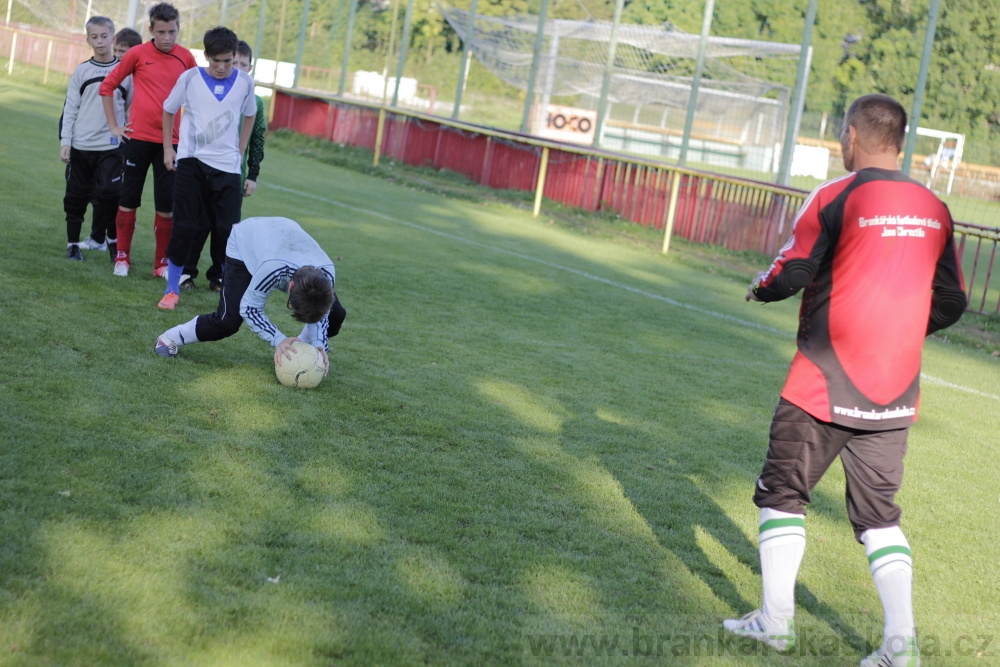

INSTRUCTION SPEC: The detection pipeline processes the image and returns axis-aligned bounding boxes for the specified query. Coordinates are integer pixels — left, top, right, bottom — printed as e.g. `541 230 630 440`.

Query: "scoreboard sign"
538 105 597 145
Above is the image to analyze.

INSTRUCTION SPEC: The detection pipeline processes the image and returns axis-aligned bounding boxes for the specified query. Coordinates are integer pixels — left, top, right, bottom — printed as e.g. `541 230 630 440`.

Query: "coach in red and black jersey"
723 95 966 667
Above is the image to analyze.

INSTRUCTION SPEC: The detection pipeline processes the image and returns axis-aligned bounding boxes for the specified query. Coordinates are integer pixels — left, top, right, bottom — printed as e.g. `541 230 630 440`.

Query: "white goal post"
910 126 965 195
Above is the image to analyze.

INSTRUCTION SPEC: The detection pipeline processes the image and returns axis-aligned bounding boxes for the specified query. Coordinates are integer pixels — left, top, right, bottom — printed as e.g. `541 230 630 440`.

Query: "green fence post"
678 0 714 167
325 0 344 91
520 0 550 134
391 0 415 107
776 0 817 186
337 0 358 96
592 0 623 149
901 0 941 176
293 0 312 88
452 0 479 120
252 0 268 78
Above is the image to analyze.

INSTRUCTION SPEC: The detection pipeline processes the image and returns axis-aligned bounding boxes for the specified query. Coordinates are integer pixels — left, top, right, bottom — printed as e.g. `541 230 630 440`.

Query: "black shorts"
753 398 908 541
165 158 242 267
119 138 176 212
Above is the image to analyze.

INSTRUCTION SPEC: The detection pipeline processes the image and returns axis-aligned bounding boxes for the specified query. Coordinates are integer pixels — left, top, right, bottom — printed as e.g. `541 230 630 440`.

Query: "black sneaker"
107 240 117 263
180 278 196 291
209 281 222 293
67 244 84 261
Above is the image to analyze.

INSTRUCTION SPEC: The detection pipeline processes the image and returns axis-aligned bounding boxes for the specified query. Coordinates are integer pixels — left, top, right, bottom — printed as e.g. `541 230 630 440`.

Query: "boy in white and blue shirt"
157 26 256 310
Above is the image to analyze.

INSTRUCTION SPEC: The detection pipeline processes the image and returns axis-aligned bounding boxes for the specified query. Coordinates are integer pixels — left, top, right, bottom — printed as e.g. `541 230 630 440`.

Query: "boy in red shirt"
99 2 196 278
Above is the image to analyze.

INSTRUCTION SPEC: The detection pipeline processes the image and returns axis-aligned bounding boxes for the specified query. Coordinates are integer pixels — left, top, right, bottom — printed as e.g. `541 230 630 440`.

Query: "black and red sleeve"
927 216 968 335
751 180 850 302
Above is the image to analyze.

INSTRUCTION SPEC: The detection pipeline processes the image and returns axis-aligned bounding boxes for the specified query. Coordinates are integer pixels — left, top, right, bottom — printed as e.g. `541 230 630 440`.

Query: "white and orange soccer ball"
275 341 326 389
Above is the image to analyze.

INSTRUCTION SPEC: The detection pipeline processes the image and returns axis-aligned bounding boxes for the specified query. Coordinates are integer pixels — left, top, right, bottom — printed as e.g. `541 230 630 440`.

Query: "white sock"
861 526 915 648
758 507 806 624
163 317 200 347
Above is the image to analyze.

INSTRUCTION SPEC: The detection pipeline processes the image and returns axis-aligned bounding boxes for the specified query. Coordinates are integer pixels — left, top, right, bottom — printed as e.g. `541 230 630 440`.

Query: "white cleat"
722 610 795 652
860 638 920 667
81 236 108 251
154 335 179 358
113 260 129 277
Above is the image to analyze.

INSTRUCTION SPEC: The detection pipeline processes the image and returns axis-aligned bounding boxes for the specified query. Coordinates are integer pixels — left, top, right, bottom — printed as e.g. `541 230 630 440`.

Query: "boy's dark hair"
846 94 907 154
114 27 143 48
288 267 335 324
85 16 115 33
148 3 180 25
236 40 253 63
203 26 239 58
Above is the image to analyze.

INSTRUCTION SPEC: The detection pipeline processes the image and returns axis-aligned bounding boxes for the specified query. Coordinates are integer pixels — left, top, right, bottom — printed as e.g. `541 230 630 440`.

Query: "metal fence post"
373 107 387 167
679 0 714 166
7 31 15 75
519 0 550 134
533 146 550 217
338 0 358 95
592 0 623 148
776 0 817 186
325 0 344 91
391 0 416 107
293 0 312 88
662 171 682 253
452 0 479 120
252 0 268 78
902 0 941 176
43 39 53 85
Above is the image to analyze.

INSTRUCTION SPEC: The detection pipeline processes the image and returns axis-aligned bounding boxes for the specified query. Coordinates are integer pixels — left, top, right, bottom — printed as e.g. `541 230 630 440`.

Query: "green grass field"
1 78 999 666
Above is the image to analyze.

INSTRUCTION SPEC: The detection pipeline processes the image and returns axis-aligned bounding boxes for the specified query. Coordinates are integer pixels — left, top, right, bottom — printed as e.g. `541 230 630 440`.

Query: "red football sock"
153 213 173 269
115 209 137 263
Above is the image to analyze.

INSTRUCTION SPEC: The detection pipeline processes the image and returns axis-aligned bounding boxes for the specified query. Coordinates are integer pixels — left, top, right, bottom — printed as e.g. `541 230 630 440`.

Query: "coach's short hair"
845 94 907 154
115 27 143 49
203 26 238 57
289 266 335 324
149 3 180 26
236 40 253 63
85 16 115 34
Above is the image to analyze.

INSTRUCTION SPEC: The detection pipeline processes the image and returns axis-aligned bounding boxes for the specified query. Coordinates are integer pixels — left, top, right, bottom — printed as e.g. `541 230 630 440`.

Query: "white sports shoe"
113 260 129 277
154 334 179 358
722 610 795 652
860 638 920 667
81 236 107 251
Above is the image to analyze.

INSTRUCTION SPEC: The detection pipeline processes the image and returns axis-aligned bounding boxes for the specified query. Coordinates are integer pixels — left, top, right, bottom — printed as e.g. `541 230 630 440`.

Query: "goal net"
441 7 802 170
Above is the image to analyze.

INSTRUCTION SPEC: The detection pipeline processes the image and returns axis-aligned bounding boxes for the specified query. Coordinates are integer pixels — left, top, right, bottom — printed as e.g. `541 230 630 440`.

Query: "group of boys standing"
59 2 266 305
62 2 346 378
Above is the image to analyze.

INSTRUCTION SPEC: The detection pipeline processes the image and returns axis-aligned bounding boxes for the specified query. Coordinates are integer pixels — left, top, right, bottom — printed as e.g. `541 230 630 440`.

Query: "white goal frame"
911 126 965 195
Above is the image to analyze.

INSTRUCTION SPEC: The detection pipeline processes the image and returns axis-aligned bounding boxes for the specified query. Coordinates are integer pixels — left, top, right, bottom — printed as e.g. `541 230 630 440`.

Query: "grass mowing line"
921 372 1000 401
266 182 789 337
268 182 1000 403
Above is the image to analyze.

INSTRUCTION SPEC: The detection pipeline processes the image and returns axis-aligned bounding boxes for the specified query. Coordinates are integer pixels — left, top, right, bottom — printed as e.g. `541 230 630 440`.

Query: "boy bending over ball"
154 217 347 372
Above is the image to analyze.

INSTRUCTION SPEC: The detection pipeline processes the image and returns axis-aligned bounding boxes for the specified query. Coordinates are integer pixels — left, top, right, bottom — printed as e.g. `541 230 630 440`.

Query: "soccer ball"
275 341 326 389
